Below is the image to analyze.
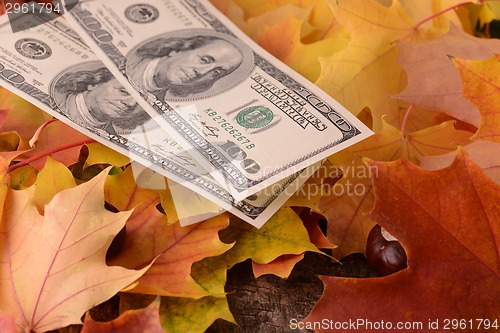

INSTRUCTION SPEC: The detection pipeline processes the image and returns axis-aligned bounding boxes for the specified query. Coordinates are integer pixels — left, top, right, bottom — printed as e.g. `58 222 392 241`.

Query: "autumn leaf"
18 120 92 170
0 109 10 129
105 166 232 298
420 141 500 184
305 0 347 43
9 165 37 190
321 118 472 257
252 208 335 278
191 207 323 295
0 311 17 333
252 254 305 278
246 5 347 81
300 208 336 250
159 296 235 333
239 4 310 40
86 142 131 168
209 0 245 27
0 168 151 332
319 174 375 259
452 54 500 142
0 155 11 222
305 149 500 332
33 156 76 213
285 160 342 213
81 298 165 333
2 1 500 331
0 87 52 150
119 293 236 333
315 0 414 130
219 0 317 19
0 131 20 152
328 118 472 167
488 1 500 15
213 0 348 81
396 25 500 127
397 0 468 32
466 1 498 30
159 177 224 226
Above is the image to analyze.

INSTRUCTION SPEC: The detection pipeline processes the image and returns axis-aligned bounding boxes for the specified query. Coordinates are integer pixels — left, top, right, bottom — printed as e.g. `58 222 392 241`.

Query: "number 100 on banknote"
64 0 373 200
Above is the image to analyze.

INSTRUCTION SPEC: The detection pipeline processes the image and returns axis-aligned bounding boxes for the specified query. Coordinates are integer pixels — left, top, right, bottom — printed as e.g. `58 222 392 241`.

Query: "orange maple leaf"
18 120 91 170
305 149 500 332
421 141 500 184
321 119 472 257
252 254 305 278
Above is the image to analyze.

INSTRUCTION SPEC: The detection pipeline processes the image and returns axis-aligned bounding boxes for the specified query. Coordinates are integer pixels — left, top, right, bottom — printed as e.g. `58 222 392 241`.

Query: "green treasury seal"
236 106 274 129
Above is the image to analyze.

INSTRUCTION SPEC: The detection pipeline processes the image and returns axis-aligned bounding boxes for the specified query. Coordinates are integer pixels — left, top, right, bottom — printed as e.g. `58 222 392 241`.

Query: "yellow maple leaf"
159 296 236 333
191 207 323 295
316 0 414 130
86 142 131 167
33 156 76 213
467 2 498 28
229 0 317 19
0 155 10 224
399 0 468 33
251 7 348 81
453 54 500 143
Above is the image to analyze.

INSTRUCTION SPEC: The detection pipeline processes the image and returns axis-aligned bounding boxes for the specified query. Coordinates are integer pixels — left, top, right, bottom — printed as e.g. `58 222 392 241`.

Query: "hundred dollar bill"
0 11 318 228
62 0 373 201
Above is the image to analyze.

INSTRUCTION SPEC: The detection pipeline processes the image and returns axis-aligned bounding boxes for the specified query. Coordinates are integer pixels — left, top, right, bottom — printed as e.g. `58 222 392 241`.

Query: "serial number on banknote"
204 108 256 150
5 2 62 14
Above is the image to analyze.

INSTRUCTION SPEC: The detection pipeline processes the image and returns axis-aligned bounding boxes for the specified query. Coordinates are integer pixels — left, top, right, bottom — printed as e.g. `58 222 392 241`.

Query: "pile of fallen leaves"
0 0 499 332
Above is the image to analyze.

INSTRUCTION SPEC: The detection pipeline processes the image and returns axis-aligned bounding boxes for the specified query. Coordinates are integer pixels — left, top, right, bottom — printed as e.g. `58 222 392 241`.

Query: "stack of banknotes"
0 0 372 227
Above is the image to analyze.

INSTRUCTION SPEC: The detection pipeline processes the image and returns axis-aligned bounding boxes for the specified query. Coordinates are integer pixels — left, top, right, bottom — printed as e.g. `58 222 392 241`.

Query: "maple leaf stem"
37 118 58 131
400 104 414 134
7 138 95 173
29 118 59 147
414 1 474 29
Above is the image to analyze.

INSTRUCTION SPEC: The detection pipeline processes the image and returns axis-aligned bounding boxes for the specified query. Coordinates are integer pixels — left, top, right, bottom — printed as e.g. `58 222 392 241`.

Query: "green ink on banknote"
236 106 273 129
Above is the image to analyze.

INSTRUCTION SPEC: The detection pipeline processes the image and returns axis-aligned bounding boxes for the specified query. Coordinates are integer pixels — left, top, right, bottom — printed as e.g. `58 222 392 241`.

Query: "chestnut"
366 224 407 276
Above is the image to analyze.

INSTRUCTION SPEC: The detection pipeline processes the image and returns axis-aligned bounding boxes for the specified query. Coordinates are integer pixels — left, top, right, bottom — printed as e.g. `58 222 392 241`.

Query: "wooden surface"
206 252 377 332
